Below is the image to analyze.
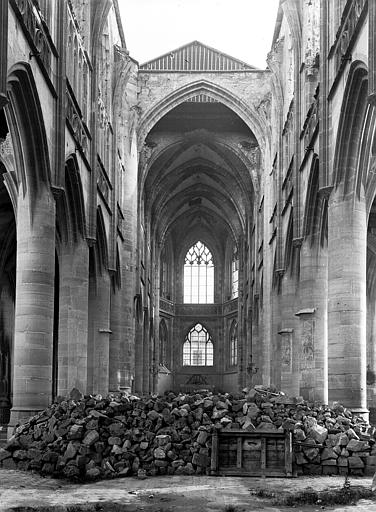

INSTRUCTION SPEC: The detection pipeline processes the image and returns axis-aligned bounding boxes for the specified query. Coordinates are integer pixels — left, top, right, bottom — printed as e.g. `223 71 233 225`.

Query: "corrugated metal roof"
139 41 256 72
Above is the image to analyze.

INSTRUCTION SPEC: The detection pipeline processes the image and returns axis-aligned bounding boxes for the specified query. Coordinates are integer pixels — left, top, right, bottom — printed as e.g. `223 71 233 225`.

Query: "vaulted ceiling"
142 100 260 254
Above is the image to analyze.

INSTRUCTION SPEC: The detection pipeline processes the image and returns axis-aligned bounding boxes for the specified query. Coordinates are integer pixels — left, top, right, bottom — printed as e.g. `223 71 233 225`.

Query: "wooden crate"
210 430 293 477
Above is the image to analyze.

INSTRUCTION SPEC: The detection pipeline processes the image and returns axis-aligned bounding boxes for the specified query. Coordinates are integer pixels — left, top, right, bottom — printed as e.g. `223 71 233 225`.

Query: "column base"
350 407 369 422
9 406 45 428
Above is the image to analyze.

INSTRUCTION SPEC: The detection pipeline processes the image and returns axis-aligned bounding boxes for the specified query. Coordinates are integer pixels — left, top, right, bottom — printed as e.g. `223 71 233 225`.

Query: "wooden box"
210 430 293 477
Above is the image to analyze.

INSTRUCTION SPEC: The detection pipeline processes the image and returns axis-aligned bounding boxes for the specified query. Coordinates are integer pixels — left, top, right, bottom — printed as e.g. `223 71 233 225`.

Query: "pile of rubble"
0 386 375 480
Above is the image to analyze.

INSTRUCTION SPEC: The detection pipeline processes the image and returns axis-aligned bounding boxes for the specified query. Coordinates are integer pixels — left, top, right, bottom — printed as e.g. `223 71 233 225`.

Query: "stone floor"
1 470 376 511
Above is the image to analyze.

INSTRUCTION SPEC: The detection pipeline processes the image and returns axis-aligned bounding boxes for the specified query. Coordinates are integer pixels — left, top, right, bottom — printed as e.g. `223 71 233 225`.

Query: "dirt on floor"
1 470 376 512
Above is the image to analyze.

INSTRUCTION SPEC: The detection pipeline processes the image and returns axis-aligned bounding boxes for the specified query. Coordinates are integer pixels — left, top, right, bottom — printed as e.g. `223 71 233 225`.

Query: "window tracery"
183 323 213 366
230 320 238 366
231 248 239 298
184 241 214 303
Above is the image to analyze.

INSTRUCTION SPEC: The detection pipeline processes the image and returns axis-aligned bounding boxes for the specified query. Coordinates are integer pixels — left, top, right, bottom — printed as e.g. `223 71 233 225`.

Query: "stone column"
0 0 8 109
369 0 376 100
10 189 56 425
109 285 122 392
328 194 367 416
58 239 89 396
87 270 111 397
134 322 144 394
142 310 150 393
298 240 328 403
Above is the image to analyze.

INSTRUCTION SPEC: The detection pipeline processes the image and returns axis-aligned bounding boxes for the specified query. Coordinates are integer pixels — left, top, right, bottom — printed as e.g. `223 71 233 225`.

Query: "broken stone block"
321 458 337 466
246 404 260 420
308 424 328 444
67 424 84 440
86 467 101 479
108 436 122 445
302 446 320 461
82 430 100 446
294 452 307 465
13 450 28 460
2 458 17 469
192 452 210 467
64 442 78 460
294 428 306 442
302 464 322 475
337 433 349 446
0 448 12 461
348 455 365 468
322 465 338 475
197 430 209 445
156 434 171 446
153 447 166 459
69 388 83 401
337 456 348 467
346 428 360 440
346 439 369 452
321 447 338 460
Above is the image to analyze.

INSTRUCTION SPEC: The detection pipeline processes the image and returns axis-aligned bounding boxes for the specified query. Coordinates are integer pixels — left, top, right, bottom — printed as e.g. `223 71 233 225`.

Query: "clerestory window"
183 323 213 366
231 249 239 298
230 320 238 366
184 241 214 303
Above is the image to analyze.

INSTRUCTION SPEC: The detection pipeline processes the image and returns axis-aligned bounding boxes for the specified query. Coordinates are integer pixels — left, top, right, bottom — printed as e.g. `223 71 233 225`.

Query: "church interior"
0 0 376 438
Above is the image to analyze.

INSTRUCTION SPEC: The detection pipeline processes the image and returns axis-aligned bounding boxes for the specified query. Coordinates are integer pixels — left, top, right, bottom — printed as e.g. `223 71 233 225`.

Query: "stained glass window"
184 241 214 303
183 323 213 366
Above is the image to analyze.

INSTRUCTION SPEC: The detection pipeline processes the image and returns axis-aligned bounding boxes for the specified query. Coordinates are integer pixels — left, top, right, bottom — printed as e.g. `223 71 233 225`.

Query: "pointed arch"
183 240 214 304
55 155 87 246
284 208 294 272
96 206 108 273
159 318 168 365
111 243 121 291
138 79 268 153
303 154 320 241
65 155 87 242
183 322 213 366
333 61 368 195
6 62 51 198
229 319 238 366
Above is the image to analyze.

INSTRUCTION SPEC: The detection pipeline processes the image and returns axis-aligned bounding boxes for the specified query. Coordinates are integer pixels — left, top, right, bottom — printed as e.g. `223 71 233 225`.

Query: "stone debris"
1 385 376 480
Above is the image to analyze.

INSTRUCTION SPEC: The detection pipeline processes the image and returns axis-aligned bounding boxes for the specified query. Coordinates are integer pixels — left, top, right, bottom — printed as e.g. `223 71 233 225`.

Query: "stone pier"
10 189 56 425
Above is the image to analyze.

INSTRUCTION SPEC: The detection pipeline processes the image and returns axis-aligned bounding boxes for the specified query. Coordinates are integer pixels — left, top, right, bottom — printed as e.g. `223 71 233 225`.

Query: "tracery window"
230 320 238 366
183 323 213 366
231 249 239 299
160 249 168 298
159 319 168 366
184 241 214 303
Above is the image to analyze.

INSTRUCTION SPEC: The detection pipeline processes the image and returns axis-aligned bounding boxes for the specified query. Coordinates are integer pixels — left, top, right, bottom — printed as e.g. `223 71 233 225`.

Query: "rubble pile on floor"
0 386 376 480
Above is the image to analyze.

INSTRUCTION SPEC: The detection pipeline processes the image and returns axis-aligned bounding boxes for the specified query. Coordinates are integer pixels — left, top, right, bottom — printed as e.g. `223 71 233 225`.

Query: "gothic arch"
333 61 368 196
65 155 87 242
183 322 214 367
137 80 268 153
284 208 294 273
159 318 168 365
111 243 121 290
303 154 320 242
6 62 51 199
142 133 260 198
96 206 109 273
91 0 113 56
179 236 218 271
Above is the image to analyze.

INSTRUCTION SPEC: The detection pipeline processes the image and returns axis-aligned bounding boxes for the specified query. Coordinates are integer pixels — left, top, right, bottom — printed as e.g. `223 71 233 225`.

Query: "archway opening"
139 95 260 393
0 158 16 426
